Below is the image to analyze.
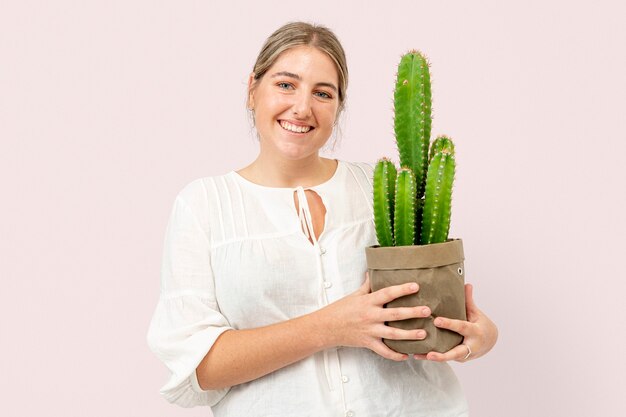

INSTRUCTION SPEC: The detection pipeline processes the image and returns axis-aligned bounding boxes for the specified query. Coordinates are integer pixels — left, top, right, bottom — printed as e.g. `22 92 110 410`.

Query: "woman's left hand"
413 283 498 362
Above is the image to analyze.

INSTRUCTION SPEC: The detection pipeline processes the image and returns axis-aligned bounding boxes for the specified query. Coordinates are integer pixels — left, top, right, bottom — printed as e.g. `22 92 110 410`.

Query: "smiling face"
248 46 340 162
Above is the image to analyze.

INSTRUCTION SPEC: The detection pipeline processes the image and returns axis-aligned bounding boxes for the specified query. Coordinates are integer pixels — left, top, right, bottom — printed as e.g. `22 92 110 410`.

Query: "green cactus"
394 51 431 198
372 51 456 247
373 158 397 247
420 150 455 245
394 169 417 246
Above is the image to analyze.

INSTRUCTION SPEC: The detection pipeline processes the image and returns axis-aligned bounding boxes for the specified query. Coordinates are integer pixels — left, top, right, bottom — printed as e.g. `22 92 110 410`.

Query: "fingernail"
422 308 430 316
410 283 418 291
417 330 426 338
435 318 443 326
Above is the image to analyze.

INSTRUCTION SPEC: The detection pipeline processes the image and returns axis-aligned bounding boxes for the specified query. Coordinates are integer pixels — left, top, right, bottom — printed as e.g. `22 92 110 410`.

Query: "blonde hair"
247 22 348 150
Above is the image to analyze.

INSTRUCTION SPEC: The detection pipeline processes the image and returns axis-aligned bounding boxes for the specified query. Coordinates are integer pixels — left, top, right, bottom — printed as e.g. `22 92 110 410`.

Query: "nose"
292 90 312 119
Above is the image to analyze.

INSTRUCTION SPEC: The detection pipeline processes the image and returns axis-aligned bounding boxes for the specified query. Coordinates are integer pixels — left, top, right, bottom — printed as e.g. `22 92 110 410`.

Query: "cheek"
256 100 281 119
315 104 338 124
269 97 295 117
323 111 338 128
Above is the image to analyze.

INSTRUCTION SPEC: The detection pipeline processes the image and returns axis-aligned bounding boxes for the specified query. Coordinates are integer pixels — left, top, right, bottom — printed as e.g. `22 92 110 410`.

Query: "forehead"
269 46 339 83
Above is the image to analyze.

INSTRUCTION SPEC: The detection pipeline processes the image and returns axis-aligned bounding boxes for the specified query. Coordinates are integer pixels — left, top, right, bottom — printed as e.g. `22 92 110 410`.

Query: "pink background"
2 1 625 416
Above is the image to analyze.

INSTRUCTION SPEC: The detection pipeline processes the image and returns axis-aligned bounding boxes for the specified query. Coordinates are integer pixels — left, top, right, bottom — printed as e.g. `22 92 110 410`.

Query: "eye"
315 91 332 99
277 82 294 90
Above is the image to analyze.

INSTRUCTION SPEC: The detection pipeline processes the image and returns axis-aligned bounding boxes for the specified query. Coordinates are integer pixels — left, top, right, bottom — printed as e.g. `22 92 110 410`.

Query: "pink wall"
1 1 625 416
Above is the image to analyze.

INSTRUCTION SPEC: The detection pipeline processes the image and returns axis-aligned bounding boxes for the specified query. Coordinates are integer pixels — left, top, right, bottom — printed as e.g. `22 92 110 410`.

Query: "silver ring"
462 344 472 360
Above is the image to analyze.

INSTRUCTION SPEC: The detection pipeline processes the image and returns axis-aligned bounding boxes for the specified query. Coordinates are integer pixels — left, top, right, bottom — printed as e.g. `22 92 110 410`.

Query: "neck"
239 153 337 188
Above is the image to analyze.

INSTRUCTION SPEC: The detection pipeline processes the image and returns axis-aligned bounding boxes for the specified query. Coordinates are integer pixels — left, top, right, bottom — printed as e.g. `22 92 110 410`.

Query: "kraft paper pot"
365 239 467 355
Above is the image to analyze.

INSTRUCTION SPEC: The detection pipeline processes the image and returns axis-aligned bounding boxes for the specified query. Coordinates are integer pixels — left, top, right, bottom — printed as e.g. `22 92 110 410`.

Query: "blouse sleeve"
146 192 234 408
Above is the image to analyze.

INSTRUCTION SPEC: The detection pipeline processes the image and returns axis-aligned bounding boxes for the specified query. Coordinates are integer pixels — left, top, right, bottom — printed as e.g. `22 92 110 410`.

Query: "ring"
462 344 472 360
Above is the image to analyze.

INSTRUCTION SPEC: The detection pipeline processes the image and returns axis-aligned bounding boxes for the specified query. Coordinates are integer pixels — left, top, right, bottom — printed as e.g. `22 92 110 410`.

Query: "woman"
147 21 498 416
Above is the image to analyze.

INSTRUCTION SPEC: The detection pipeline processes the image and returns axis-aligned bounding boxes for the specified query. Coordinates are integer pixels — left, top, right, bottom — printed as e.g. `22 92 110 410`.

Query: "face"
248 46 340 162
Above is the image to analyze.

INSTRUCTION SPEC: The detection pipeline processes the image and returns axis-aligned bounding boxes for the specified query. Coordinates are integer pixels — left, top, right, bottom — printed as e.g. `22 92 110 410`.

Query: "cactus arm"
373 158 396 247
429 135 455 163
394 51 432 198
394 168 417 246
420 152 455 244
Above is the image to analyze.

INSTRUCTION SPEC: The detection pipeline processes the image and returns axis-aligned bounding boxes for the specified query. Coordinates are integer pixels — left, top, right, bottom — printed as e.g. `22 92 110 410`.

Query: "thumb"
358 271 372 295
465 283 480 318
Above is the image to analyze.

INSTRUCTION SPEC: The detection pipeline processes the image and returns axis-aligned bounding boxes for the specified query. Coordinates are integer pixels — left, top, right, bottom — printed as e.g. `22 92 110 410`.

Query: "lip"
279 119 314 128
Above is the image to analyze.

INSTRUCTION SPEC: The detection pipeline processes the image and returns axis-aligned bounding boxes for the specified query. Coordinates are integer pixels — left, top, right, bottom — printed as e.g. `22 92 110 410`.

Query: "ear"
247 72 256 110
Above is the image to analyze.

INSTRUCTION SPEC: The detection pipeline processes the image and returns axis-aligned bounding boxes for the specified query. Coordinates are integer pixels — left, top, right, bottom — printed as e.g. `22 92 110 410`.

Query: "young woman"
147 21 498 416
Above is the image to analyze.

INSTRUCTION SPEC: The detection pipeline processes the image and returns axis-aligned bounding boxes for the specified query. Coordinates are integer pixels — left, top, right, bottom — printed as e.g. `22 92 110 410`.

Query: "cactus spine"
394 169 417 246
373 158 397 247
394 51 431 198
372 51 456 247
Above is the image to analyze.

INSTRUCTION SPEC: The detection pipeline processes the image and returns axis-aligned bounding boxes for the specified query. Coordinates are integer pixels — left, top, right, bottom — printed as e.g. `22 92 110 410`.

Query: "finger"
369 340 409 361
412 353 429 360
433 316 473 336
381 305 431 322
379 325 427 341
372 281 419 305
425 344 471 362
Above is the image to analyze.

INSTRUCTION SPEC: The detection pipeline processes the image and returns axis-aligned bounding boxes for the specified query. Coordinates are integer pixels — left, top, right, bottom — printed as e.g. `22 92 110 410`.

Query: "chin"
271 142 318 160
278 151 316 161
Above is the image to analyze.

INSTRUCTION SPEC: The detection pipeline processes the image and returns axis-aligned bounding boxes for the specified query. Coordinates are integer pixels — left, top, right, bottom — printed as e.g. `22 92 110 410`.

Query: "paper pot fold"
365 239 466 354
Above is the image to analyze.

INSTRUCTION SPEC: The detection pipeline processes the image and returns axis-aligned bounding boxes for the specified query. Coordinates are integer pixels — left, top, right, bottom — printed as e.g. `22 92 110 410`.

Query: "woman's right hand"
317 272 431 361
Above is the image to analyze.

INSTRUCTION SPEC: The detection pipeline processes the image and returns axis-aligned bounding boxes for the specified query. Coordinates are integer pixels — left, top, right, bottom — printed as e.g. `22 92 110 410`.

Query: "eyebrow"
270 71 338 93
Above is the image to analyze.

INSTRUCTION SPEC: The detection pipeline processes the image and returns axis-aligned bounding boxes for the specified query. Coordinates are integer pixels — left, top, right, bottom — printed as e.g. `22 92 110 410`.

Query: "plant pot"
365 239 466 355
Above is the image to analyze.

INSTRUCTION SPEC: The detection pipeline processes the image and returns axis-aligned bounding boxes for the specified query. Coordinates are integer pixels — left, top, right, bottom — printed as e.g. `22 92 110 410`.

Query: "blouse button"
323 281 333 289
341 375 350 383
320 247 327 255
346 411 355 417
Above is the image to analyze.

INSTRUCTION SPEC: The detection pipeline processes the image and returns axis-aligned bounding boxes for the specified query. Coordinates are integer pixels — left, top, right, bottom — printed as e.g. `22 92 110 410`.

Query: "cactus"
394 169 417 246
420 149 455 244
373 51 457 247
394 51 432 198
373 158 397 247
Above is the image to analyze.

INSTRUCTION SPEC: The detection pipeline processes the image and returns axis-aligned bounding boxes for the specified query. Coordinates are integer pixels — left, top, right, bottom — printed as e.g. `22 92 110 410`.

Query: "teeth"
280 120 311 133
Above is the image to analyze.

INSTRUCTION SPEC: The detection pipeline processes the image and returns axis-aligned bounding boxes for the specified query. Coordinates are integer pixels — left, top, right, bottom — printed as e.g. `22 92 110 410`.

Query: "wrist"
303 307 336 350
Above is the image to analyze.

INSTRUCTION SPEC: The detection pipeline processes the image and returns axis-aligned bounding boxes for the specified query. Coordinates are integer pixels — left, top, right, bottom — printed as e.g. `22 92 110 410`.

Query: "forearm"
196 309 334 390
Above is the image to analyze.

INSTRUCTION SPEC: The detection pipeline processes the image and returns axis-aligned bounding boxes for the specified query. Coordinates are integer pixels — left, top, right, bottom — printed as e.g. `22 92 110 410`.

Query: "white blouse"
146 159 469 417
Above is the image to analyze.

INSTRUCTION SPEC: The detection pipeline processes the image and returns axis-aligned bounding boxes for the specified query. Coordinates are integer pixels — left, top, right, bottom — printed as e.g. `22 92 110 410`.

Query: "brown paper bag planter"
366 239 466 355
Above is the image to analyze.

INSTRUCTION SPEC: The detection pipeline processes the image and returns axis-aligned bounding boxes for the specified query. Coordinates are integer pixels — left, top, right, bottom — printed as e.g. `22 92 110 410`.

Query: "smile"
278 120 313 134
